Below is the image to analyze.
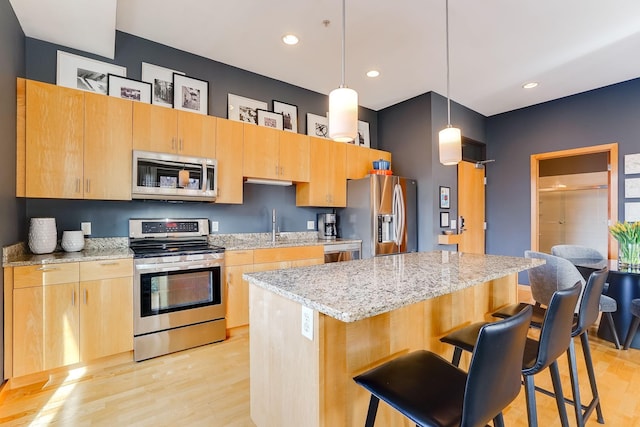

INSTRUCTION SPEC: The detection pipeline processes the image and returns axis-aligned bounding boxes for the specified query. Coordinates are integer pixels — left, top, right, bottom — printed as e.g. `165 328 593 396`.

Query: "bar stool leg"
451 347 462 367
566 339 585 427
581 333 605 423
524 375 539 427
493 413 506 427
364 395 379 427
623 316 640 350
549 360 570 427
604 312 621 349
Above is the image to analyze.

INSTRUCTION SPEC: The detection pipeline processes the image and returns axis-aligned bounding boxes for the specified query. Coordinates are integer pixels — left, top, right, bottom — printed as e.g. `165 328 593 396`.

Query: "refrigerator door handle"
393 183 405 247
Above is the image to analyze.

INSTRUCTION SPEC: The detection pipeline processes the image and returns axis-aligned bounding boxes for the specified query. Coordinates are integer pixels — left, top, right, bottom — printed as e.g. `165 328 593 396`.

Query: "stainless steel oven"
130 218 225 361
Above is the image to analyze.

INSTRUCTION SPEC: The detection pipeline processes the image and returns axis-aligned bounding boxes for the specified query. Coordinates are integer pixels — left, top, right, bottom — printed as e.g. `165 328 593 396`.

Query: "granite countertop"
209 232 361 251
244 251 543 323
3 238 132 267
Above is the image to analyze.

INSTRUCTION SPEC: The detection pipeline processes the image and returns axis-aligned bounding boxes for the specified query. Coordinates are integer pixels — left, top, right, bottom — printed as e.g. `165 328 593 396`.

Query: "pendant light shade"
329 86 358 142
329 0 358 142
439 0 462 165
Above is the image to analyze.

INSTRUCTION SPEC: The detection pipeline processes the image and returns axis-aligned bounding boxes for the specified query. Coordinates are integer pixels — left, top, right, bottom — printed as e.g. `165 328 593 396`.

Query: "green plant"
609 221 640 267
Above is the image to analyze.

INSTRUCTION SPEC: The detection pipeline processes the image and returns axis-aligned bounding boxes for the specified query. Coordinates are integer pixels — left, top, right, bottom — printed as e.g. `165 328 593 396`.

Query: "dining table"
566 258 640 349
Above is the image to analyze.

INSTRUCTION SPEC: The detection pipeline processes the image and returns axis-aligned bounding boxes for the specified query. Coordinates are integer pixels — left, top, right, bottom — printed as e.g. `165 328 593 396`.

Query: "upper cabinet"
243 124 309 182
296 137 346 207
132 102 216 159
346 145 392 180
17 79 132 200
215 118 244 204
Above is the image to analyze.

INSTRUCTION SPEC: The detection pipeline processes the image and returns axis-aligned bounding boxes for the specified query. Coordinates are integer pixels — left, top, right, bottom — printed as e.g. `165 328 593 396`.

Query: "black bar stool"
353 306 533 427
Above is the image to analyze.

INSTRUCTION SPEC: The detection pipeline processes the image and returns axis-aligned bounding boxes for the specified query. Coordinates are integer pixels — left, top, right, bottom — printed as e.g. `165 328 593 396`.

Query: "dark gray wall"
22 31 379 238
486 77 640 280
0 0 25 383
378 91 486 251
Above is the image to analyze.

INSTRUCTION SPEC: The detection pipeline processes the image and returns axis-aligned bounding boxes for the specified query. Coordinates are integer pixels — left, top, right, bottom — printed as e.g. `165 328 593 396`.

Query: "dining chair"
551 244 621 348
623 298 640 350
353 306 533 427
440 282 582 427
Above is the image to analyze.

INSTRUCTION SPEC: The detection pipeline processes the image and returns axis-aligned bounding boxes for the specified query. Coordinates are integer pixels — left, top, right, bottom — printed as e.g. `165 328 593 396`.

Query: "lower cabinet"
225 246 324 329
9 258 133 378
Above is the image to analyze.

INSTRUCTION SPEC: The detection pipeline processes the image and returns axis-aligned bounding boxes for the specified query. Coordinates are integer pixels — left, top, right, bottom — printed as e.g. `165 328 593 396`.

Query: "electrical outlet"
211 221 219 232
307 220 315 230
450 219 456 230
301 306 313 340
81 222 91 236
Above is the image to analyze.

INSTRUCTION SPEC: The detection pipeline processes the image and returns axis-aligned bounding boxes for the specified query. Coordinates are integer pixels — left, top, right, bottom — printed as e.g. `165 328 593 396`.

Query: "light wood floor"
1 297 640 426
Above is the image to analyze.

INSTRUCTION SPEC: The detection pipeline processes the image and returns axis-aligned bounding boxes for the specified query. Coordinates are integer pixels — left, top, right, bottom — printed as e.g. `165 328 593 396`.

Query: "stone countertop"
209 232 361 251
244 251 543 323
3 238 132 267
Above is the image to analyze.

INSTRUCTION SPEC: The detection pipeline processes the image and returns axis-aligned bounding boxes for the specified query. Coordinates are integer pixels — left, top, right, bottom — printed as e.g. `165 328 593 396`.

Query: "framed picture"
228 93 268 124
356 120 371 147
141 62 185 108
440 212 450 228
107 74 151 103
307 113 330 139
439 186 450 209
173 74 208 115
257 109 284 130
273 100 298 133
56 50 126 95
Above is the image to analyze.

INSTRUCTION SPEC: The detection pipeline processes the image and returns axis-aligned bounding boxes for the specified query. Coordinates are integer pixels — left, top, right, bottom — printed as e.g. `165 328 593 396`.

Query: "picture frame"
440 212 450 228
439 186 451 209
173 74 208 115
107 74 152 103
356 120 371 147
273 100 298 133
228 93 268 124
56 50 126 95
141 62 185 108
257 109 284 130
307 113 330 139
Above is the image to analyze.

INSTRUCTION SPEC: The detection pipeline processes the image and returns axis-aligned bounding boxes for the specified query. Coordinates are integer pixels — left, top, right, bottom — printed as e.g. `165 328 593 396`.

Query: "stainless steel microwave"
132 150 217 202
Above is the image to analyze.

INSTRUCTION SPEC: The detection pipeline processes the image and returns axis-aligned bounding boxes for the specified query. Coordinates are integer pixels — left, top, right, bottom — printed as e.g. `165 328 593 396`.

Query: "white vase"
28 217 57 254
61 230 85 252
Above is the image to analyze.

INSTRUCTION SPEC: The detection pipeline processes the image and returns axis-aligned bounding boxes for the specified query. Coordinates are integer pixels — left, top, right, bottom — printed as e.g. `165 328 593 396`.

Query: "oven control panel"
142 221 199 234
129 218 209 238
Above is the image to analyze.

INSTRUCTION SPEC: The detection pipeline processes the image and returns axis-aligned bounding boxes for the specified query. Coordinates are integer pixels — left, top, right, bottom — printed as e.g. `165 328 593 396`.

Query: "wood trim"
16 78 25 197
4 268 14 379
530 143 618 258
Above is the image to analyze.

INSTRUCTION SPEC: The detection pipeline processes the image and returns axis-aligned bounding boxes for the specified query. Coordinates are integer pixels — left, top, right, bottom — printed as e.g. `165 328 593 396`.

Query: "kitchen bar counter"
209 231 360 251
245 251 542 427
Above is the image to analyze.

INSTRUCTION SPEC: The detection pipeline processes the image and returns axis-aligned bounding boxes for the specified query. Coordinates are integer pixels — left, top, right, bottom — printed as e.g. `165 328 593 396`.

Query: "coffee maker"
317 213 337 240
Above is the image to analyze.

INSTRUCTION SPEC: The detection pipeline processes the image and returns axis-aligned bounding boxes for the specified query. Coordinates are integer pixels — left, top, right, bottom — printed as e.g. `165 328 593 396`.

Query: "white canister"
28 217 57 254
61 230 85 252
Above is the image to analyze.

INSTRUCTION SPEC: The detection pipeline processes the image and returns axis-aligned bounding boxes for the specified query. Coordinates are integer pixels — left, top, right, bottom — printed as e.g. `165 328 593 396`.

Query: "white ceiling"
10 0 640 116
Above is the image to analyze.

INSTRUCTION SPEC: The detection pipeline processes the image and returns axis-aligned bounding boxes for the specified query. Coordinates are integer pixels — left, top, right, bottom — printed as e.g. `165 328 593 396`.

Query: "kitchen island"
244 251 542 427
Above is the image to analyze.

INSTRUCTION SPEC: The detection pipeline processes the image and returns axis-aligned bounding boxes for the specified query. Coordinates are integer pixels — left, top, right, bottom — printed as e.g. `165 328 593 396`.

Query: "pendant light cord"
341 0 346 87
445 0 451 126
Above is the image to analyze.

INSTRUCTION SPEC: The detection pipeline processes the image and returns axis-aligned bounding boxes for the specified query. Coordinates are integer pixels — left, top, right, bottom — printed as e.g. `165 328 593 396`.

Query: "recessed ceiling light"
523 82 538 89
282 34 299 45
366 70 380 78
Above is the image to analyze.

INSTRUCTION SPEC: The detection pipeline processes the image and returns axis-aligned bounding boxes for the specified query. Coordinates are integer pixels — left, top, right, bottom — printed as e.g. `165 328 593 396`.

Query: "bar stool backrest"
461 306 533 426
574 267 609 336
551 244 606 262
525 250 585 307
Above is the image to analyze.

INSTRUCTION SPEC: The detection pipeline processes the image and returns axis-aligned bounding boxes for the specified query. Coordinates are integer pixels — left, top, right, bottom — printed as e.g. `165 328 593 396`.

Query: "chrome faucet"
272 208 278 243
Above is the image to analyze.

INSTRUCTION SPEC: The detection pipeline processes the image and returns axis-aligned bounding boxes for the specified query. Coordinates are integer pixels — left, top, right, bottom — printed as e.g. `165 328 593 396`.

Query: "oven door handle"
135 261 220 272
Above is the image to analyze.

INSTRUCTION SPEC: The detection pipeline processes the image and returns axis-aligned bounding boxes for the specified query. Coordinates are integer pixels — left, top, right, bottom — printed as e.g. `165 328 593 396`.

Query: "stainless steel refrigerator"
339 175 417 259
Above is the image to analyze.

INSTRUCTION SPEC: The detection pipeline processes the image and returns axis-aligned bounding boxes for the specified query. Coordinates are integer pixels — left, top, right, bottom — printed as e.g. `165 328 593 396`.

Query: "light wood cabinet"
296 137 347 207
132 102 216 158
243 124 310 182
17 79 133 200
345 145 392 180
215 118 244 204
224 246 323 329
21 79 84 199
8 258 133 379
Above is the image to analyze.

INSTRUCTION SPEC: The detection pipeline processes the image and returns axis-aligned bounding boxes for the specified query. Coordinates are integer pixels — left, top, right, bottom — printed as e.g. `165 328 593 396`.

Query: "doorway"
530 143 618 258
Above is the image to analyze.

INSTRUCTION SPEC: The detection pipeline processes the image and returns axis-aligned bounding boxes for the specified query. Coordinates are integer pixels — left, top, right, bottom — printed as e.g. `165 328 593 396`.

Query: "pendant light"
438 0 462 165
329 0 358 142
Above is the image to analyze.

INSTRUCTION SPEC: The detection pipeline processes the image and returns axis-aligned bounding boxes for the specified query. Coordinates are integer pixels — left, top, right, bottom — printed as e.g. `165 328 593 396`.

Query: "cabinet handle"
84 288 88 304
180 138 184 151
172 137 176 150
72 290 75 306
280 166 283 176
36 266 59 271
86 179 90 193
99 262 119 266
76 178 81 193
275 165 278 176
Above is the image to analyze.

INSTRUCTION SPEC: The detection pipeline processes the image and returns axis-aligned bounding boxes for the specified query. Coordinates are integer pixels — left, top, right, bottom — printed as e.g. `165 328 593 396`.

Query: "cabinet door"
132 102 178 152
279 132 310 182
80 277 133 361
346 146 392 180
225 263 254 329
25 80 84 199
84 93 133 200
297 137 347 207
13 283 80 377
328 141 347 206
215 118 244 204
243 124 280 179
177 111 216 158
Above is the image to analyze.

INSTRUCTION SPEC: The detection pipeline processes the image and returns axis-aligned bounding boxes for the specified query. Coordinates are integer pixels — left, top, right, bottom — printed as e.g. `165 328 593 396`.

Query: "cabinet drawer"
253 246 323 264
14 263 80 289
80 259 133 281
226 250 254 266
